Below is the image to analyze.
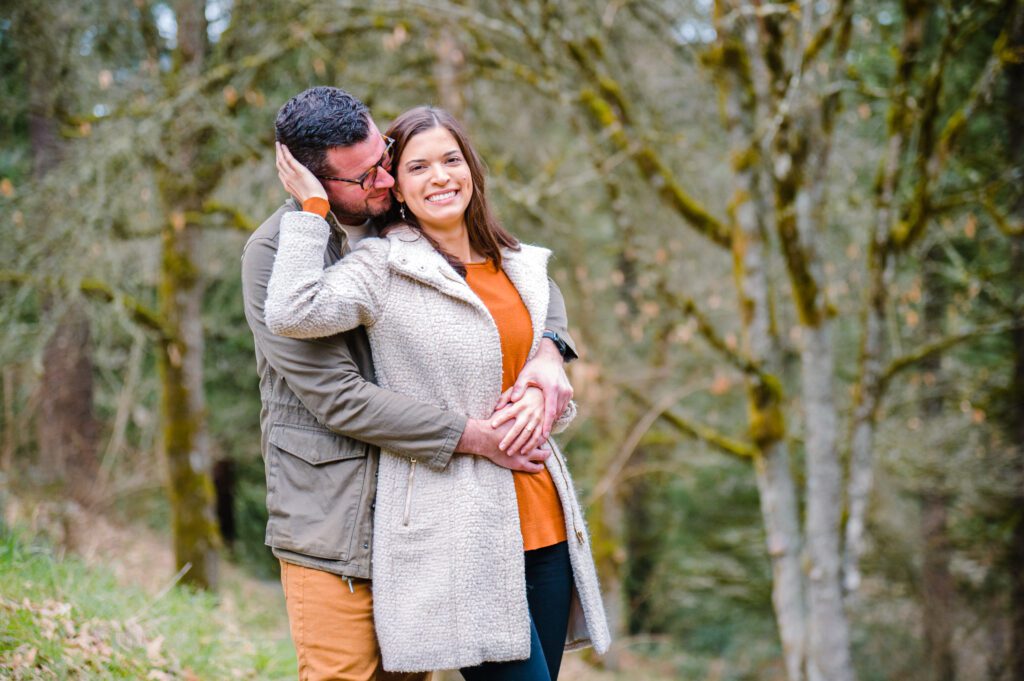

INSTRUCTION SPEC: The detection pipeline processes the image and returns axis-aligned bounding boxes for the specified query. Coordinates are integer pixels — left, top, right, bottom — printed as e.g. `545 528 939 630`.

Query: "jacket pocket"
269 423 368 465
265 424 370 561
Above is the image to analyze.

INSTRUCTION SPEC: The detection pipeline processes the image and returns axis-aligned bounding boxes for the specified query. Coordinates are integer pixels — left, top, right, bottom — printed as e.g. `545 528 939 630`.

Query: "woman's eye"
446 156 463 165
409 164 426 173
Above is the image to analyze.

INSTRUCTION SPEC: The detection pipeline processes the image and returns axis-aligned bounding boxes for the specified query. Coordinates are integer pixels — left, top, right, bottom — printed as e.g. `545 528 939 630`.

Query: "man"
241 86 578 681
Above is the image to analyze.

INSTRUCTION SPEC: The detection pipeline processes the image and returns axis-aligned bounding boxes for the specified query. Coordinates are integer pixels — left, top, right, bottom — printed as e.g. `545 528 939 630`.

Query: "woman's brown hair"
382 107 519 276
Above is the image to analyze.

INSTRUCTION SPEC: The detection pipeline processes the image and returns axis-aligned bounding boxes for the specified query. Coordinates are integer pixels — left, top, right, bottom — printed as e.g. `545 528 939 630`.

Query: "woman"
266 107 609 679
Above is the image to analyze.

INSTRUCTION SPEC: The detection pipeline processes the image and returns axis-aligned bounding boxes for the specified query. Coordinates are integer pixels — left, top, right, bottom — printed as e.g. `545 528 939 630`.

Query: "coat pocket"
265 424 370 561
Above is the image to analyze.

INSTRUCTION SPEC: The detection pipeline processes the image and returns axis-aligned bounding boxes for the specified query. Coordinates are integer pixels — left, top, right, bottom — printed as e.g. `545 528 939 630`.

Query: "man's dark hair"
274 86 371 177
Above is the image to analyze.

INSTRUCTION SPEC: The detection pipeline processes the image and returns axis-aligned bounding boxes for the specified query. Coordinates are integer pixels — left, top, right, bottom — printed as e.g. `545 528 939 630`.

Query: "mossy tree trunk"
153 0 220 591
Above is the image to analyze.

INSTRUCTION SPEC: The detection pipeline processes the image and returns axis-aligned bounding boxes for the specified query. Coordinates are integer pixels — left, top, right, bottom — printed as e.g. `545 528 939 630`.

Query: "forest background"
1 1 1022 680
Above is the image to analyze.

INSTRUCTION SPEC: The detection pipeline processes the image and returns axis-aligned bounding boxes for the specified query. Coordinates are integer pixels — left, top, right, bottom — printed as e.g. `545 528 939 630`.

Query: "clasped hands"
456 341 573 473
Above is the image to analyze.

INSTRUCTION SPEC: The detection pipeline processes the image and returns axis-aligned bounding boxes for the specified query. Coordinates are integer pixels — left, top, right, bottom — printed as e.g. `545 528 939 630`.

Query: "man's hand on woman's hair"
276 142 328 203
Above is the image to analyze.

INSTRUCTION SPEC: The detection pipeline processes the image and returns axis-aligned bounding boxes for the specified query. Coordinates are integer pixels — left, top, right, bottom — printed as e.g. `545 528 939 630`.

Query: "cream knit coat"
265 212 610 672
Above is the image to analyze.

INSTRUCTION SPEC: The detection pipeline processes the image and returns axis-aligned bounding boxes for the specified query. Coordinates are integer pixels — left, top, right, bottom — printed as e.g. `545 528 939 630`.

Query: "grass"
0 529 296 679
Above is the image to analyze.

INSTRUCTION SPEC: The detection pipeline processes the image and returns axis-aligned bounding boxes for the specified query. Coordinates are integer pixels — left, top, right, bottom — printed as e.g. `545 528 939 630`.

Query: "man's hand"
455 418 550 473
493 338 572 441
276 142 328 203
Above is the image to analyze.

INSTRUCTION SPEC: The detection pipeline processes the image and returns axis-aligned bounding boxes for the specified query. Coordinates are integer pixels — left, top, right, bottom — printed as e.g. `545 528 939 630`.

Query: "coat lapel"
500 244 552 357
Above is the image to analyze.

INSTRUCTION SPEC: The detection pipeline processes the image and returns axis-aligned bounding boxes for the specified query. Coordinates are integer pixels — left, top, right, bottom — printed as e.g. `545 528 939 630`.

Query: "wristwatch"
542 330 574 362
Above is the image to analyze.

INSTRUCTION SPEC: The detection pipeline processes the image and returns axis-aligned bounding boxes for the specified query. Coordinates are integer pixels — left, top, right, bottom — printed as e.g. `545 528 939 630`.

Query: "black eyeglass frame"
316 135 395 190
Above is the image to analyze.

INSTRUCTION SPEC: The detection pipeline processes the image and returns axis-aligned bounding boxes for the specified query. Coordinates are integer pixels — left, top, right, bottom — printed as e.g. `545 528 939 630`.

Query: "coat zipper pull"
403 458 418 526
346 577 355 594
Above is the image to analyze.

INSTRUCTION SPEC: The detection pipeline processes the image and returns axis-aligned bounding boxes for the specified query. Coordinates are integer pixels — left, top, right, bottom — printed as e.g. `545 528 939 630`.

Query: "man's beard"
330 193 392 223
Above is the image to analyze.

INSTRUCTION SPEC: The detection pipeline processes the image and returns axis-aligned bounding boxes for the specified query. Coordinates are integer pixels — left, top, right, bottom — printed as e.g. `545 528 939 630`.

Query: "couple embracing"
242 86 609 681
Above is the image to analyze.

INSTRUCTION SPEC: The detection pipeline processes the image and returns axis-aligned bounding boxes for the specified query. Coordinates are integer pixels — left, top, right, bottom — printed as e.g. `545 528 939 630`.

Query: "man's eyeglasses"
316 135 395 191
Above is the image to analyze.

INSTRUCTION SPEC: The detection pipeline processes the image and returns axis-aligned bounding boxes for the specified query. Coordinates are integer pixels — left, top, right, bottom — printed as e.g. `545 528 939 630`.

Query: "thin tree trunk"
1004 13 1024 678
99 332 146 485
920 493 956 681
843 0 929 594
918 244 956 681
1 367 16 474
1007 242 1024 681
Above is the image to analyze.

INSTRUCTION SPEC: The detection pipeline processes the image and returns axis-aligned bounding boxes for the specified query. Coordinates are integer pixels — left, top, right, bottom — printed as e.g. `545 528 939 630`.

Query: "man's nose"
374 167 396 189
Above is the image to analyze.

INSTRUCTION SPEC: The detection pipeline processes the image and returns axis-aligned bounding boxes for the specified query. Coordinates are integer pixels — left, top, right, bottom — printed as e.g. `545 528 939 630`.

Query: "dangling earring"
399 203 407 220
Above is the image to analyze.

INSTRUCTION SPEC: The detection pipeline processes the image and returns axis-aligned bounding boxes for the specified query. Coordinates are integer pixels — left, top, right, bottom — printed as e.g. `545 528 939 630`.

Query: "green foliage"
0 529 295 679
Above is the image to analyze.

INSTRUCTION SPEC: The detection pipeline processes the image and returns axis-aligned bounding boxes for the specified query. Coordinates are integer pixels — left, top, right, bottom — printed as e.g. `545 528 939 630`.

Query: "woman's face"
393 126 474 233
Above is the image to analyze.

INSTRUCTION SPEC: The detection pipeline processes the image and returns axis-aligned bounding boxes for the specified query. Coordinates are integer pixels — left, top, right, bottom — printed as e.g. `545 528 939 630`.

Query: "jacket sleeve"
545 275 578 432
545 278 578 361
242 222 464 471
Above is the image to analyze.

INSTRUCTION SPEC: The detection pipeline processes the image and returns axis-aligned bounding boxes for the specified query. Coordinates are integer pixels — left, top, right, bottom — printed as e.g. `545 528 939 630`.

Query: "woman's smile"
426 189 458 204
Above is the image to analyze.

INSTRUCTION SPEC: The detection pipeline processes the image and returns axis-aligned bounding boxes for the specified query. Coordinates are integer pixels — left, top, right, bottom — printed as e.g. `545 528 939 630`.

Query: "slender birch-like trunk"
801 324 854 681
712 7 808 676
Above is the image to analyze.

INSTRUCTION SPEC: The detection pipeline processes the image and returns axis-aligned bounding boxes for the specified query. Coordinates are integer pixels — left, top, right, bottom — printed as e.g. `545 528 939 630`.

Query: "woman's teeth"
427 191 456 203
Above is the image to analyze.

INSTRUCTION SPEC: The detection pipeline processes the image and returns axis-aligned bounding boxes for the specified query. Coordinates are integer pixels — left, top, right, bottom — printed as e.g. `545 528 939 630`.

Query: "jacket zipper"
552 448 585 545
403 458 417 526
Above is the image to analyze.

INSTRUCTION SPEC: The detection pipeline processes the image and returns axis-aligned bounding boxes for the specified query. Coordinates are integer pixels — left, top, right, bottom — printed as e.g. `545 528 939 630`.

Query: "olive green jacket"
240 200 576 578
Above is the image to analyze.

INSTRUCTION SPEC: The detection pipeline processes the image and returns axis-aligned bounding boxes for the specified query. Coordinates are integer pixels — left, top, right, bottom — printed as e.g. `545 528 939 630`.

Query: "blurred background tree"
1 1 1022 679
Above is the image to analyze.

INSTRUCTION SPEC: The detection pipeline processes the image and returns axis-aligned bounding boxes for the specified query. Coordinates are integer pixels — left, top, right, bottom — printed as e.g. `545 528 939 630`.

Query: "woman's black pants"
460 541 574 681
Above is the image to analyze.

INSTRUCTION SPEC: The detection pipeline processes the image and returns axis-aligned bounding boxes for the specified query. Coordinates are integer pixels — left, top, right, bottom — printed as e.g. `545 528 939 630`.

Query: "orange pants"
280 560 432 681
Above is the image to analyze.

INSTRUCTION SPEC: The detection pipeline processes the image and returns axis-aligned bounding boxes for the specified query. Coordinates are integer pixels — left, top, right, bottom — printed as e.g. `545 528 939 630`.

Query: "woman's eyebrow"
404 149 461 164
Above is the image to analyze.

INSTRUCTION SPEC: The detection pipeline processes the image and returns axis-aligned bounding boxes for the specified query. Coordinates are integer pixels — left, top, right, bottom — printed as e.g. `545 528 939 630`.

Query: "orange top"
465 261 567 551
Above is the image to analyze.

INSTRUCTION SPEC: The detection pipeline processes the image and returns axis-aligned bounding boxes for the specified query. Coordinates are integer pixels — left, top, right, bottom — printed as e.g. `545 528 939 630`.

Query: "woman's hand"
276 142 328 203
490 386 547 457
493 342 573 440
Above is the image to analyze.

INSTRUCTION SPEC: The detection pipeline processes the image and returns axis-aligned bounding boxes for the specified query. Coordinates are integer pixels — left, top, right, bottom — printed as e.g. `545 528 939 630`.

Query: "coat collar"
384 227 552 352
